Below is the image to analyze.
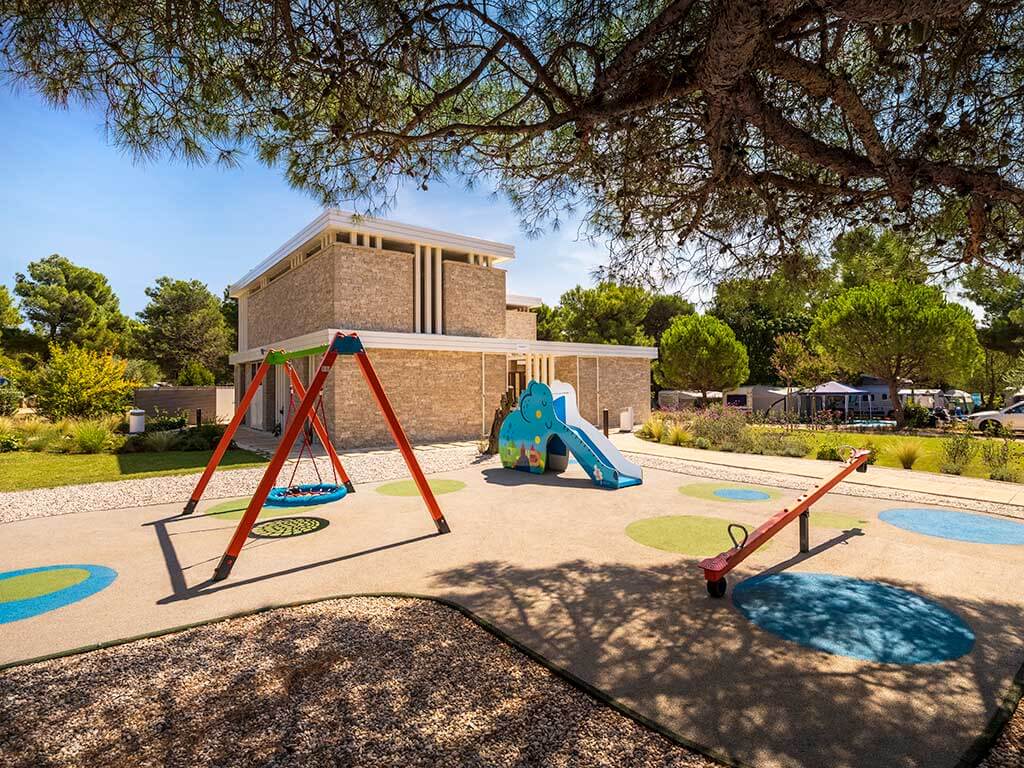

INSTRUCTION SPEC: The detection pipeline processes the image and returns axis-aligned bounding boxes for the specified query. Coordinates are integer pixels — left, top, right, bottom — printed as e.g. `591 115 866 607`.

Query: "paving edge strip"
1 591 1020 768
0 592 753 768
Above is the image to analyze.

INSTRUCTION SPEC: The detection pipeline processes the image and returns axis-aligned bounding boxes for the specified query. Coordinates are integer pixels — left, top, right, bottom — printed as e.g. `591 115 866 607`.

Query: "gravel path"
0 596 719 768
978 700 1019 768
979 698 1024 768
626 452 1024 521
0 446 496 525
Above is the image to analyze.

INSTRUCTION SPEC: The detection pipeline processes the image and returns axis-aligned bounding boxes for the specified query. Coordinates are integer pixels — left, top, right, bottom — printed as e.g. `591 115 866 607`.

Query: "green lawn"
785 430 1004 478
0 449 267 492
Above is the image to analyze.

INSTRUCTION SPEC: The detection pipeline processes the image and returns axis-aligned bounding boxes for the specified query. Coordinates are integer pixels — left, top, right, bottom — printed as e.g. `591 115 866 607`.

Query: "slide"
498 380 643 489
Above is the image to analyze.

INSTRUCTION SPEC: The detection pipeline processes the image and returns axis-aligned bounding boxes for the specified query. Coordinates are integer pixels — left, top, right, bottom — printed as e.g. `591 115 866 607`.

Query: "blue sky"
0 86 612 317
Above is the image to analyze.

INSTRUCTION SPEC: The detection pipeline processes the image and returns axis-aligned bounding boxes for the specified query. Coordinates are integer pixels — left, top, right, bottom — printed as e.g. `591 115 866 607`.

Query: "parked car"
967 401 1024 432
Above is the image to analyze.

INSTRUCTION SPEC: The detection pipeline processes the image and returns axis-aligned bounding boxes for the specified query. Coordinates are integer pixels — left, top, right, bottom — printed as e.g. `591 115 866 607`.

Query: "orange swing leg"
213 343 341 581
182 355 271 515
353 347 449 534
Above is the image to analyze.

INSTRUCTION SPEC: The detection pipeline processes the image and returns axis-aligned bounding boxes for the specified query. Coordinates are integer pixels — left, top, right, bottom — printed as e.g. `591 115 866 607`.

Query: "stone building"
229 209 657 447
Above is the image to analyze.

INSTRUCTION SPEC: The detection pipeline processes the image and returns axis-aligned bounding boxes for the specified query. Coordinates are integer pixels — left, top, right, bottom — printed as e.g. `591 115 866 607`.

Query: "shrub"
118 434 147 453
177 359 215 386
0 430 21 452
861 439 879 464
941 425 977 475
144 430 180 452
146 407 188 432
753 429 786 456
689 404 747 448
981 437 1020 482
18 420 66 452
781 434 812 457
890 441 922 469
663 424 690 446
693 436 711 449
71 420 113 454
816 436 843 461
33 344 137 420
730 426 761 454
639 413 666 442
175 425 217 451
0 384 23 417
901 401 933 429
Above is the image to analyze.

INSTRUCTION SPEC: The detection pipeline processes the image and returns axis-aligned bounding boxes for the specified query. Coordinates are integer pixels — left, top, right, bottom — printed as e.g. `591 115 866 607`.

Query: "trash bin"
618 406 634 432
129 409 146 434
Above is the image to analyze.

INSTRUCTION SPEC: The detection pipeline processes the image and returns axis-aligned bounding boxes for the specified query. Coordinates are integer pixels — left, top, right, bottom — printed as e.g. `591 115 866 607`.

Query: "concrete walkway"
610 431 1024 508
2 461 1022 768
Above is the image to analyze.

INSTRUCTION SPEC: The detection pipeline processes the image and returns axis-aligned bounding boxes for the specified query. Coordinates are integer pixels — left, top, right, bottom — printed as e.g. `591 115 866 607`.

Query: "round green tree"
656 315 749 401
810 282 980 425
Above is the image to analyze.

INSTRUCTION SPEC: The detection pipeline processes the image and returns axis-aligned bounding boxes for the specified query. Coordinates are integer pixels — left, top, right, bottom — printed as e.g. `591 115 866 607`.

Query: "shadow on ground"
481 467 595 489
428 558 1023 768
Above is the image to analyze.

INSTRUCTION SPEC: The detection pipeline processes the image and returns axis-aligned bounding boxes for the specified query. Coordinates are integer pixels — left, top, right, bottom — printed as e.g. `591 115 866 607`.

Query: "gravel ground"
0 446 495 525
0 596 718 768
626 452 1024 521
980 699 1024 768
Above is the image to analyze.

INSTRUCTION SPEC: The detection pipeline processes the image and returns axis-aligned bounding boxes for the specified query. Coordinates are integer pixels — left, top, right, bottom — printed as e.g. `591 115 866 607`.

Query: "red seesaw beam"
699 449 871 588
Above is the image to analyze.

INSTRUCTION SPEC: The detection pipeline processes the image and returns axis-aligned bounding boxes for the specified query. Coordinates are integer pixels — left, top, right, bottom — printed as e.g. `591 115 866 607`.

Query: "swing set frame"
183 331 450 582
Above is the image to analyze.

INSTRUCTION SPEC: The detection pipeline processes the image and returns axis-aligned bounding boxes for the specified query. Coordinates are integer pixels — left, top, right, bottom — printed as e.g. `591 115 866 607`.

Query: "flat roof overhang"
231 209 516 296
229 328 658 365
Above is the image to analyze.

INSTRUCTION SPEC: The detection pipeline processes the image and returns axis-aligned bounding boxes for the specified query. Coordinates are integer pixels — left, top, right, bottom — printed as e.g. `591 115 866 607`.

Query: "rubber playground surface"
2 461 1023 768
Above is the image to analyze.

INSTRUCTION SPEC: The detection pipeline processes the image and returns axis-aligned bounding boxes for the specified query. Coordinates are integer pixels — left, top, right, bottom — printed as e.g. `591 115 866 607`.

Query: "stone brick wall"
245 243 415 348
550 356 651 428
442 261 505 337
246 248 335 348
334 245 414 332
504 309 537 340
594 356 652 428
323 348 494 448
554 356 578 388
577 357 599 424
482 353 508 434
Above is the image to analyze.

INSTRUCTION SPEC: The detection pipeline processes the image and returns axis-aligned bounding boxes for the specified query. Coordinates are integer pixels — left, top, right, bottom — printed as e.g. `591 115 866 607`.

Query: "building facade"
229 210 657 448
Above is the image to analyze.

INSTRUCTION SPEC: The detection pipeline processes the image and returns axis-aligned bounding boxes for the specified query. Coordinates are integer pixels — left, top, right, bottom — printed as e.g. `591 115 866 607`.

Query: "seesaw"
699 447 872 597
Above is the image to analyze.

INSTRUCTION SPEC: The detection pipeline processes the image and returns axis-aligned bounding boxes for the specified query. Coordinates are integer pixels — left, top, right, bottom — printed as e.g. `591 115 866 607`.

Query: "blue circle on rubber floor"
880 508 1024 545
713 487 771 501
732 573 974 664
0 565 117 624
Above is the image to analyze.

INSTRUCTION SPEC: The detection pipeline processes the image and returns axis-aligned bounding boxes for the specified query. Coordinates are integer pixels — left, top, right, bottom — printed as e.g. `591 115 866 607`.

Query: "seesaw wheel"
707 578 727 598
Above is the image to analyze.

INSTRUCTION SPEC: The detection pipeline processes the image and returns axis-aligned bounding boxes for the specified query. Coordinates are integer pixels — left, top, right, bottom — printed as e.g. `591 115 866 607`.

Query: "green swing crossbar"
265 344 329 366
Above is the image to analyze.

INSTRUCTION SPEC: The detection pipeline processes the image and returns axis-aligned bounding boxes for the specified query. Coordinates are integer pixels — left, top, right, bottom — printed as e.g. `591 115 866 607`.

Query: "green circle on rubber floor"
626 515 771 557
679 482 782 502
375 479 466 496
0 567 90 602
206 497 302 520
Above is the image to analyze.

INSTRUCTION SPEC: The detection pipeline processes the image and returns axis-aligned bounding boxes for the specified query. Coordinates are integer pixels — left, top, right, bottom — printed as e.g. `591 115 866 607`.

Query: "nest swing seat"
266 482 348 507
265 387 347 508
